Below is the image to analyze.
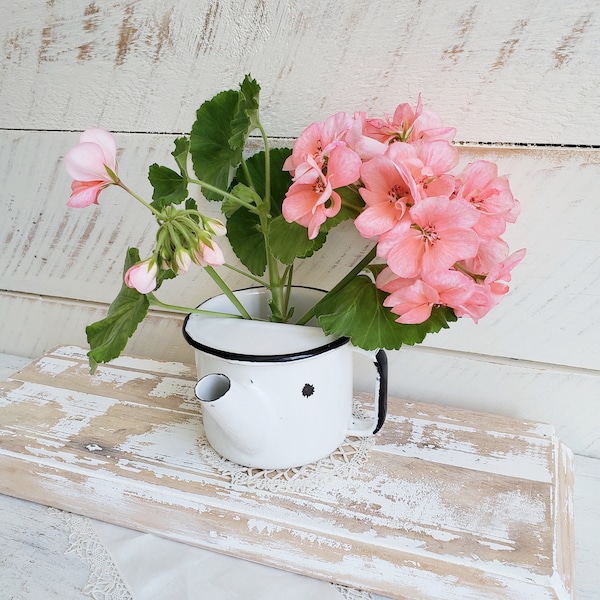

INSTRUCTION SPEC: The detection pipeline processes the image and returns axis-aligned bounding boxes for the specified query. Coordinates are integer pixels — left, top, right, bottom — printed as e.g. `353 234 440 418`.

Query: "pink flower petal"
65 142 113 182
66 180 105 207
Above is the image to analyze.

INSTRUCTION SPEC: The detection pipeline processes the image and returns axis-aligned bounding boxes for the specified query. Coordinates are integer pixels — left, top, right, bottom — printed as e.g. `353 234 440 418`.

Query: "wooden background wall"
1 1 598 457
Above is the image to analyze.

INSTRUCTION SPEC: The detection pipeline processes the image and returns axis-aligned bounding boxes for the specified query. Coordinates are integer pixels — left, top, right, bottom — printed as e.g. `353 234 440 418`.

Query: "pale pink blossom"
124 259 157 294
485 248 527 285
386 140 458 198
365 96 456 144
344 111 388 160
454 249 526 322
459 236 510 276
383 196 480 278
283 112 355 176
192 239 225 267
379 268 476 324
454 160 521 239
454 284 495 323
282 146 362 239
65 128 118 208
384 279 440 324
354 155 419 239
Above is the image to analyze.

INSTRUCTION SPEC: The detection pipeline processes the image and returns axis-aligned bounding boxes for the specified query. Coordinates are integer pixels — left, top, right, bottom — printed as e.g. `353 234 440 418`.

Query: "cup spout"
194 373 270 454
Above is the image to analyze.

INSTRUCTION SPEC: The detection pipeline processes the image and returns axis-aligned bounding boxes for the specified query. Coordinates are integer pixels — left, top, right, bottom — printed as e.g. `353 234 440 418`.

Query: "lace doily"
49 508 133 600
333 585 376 600
198 401 376 493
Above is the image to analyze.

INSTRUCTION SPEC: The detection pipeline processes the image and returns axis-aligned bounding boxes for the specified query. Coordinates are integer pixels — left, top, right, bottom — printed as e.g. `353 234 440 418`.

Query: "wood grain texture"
1 1 599 144
0 347 575 599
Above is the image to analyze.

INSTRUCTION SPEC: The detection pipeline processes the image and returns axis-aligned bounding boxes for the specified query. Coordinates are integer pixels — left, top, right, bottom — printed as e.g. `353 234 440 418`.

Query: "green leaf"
229 75 261 151
233 148 293 215
225 148 293 275
86 249 150 373
269 215 327 264
190 89 241 200
148 164 188 210
226 207 266 276
172 136 190 177
314 275 457 350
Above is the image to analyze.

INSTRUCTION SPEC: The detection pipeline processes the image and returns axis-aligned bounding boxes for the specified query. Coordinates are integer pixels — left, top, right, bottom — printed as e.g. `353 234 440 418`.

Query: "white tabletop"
1 353 598 599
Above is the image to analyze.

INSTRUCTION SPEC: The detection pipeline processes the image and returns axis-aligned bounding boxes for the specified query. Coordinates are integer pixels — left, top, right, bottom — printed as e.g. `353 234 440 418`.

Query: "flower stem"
223 263 270 287
295 246 378 325
147 294 242 319
187 177 257 212
118 181 163 218
204 265 253 319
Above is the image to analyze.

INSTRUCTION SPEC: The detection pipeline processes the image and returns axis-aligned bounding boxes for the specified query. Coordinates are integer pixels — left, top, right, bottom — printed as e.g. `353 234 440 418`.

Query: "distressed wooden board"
1 1 599 145
0 347 575 599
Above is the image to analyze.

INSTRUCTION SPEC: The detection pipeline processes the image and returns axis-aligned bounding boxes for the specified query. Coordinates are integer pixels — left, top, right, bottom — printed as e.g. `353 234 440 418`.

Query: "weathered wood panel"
1 130 598 370
1 1 599 145
0 347 575 599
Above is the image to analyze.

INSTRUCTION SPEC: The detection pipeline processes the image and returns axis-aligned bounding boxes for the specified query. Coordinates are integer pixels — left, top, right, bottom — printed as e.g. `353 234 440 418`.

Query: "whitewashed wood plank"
0 1 599 144
1 129 598 370
0 291 194 365
0 349 575 599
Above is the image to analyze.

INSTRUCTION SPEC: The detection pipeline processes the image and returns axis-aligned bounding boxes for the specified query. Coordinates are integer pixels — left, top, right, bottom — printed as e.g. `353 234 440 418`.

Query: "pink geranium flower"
384 196 480 278
283 112 355 177
354 155 419 239
379 268 476 324
365 96 456 144
455 248 526 322
344 111 388 160
125 259 158 294
386 140 458 198
64 128 118 208
282 145 362 239
454 160 521 239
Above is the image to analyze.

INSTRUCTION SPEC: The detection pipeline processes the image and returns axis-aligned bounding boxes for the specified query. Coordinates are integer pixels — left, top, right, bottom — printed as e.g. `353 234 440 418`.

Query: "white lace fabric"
50 508 134 600
198 401 376 493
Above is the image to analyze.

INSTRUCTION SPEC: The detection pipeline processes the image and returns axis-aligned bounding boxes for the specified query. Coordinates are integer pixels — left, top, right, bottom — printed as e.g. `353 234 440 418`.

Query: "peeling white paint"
36 356 78 376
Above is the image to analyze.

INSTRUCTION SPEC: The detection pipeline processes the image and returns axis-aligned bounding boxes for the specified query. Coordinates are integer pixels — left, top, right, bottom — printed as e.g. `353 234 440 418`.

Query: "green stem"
148 294 243 319
204 265 253 319
223 263 270 287
258 122 271 208
240 159 256 194
295 246 378 326
118 181 163 218
187 177 257 212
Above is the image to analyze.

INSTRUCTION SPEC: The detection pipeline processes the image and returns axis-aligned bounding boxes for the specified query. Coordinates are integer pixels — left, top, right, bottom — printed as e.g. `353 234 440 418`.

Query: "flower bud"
191 239 225 268
124 259 158 294
204 218 227 237
175 248 191 274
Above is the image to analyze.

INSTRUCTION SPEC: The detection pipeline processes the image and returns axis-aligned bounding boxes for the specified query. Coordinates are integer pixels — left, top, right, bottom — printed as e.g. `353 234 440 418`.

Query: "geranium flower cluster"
282 99 525 324
64 128 226 295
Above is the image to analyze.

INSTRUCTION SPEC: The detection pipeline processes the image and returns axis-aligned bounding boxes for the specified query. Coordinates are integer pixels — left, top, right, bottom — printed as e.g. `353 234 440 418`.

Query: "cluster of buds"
124 209 226 295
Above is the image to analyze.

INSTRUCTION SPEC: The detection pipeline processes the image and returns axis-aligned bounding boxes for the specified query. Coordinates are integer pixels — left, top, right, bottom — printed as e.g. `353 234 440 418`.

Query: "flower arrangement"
65 75 525 372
